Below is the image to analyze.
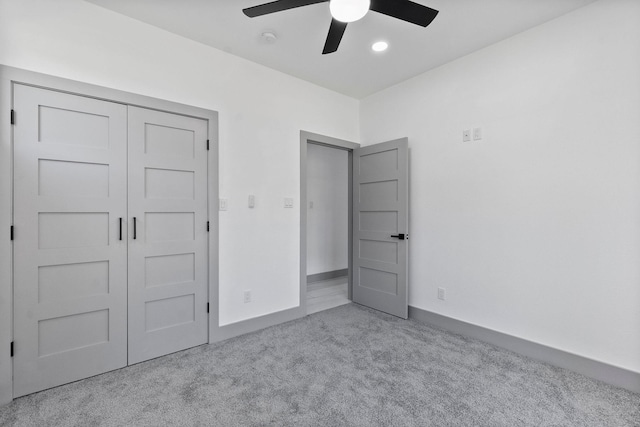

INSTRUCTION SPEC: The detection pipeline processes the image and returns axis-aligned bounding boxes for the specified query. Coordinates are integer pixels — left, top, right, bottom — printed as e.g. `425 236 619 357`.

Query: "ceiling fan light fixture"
243 0 439 55
329 0 370 23
371 41 388 52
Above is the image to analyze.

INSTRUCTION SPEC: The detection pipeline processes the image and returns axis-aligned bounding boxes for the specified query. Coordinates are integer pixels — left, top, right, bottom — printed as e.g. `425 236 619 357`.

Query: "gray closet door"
127 106 209 364
12 84 128 397
352 138 409 319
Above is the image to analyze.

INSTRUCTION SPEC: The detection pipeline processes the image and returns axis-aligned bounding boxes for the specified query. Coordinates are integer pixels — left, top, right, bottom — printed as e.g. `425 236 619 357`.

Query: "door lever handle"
390 233 406 240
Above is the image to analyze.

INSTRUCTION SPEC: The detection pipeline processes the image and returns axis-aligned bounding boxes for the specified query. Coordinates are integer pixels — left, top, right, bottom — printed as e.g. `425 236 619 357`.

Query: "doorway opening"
300 132 410 319
306 143 349 314
300 131 360 315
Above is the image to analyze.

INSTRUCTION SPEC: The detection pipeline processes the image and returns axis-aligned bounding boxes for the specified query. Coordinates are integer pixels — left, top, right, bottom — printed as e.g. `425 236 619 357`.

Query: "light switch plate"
284 197 294 208
248 195 255 208
473 127 482 141
219 198 228 211
463 129 471 142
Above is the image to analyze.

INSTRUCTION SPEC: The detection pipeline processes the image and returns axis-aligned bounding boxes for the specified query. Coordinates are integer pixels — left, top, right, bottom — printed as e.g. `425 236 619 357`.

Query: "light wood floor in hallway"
307 276 350 314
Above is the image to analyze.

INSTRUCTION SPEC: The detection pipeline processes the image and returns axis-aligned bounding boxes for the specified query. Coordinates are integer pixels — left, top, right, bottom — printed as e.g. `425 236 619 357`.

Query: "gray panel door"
353 138 409 319
12 84 128 397
127 106 209 364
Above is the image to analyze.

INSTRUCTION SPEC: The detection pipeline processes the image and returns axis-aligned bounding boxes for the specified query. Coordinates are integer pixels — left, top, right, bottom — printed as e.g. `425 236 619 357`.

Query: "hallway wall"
307 144 349 276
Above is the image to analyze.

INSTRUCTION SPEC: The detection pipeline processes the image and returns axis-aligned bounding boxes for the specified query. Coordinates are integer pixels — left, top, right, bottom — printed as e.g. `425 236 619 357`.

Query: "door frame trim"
0 65 219 405
299 131 360 314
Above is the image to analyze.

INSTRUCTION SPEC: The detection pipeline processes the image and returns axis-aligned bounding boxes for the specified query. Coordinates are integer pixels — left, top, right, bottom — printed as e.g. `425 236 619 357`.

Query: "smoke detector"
261 31 278 44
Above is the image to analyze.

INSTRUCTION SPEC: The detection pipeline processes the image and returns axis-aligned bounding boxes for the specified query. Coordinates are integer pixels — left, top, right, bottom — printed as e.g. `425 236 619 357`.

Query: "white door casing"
12 84 128 397
352 138 409 319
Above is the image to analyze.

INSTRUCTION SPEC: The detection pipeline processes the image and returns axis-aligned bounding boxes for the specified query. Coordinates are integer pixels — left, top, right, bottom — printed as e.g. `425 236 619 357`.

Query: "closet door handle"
119 218 122 241
133 217 137 240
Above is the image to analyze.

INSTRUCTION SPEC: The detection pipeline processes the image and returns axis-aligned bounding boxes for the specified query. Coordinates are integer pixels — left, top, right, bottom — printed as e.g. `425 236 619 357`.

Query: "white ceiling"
86 0 597 99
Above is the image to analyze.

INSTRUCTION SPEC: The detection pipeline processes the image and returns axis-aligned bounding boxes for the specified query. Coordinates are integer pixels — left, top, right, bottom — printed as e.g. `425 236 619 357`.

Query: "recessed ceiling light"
371 41 388 52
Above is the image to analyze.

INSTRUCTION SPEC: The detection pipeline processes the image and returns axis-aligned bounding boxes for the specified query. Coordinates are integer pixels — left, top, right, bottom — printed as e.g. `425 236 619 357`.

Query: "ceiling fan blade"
369 0 439 27
322 19 348 54
243 0 327 18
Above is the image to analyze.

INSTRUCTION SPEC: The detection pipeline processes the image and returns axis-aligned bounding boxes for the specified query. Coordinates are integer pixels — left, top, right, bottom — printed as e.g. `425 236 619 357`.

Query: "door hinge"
10 226 14 241
207 221 209 232
10 110 15 125
206 139 210 151
10 341 14 357
207 303 210 313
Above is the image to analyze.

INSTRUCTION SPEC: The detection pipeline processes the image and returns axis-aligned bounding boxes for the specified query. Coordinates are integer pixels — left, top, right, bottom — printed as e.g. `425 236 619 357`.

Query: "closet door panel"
13 85 128 397
127 107 208 364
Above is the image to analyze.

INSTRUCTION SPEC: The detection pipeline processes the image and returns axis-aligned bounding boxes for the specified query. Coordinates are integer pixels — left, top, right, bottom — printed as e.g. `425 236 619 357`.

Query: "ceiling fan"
243 0 439 55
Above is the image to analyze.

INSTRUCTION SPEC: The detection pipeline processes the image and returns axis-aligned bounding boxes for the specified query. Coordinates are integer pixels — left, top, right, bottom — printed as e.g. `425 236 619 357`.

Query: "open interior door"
352 138 409 319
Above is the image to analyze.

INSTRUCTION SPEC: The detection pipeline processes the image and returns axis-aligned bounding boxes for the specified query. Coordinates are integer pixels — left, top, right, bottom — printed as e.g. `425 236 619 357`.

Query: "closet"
12 84 210 397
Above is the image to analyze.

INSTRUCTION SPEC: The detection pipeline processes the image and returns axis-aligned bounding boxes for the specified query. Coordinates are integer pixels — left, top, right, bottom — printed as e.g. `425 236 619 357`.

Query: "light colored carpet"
1 303 638 426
